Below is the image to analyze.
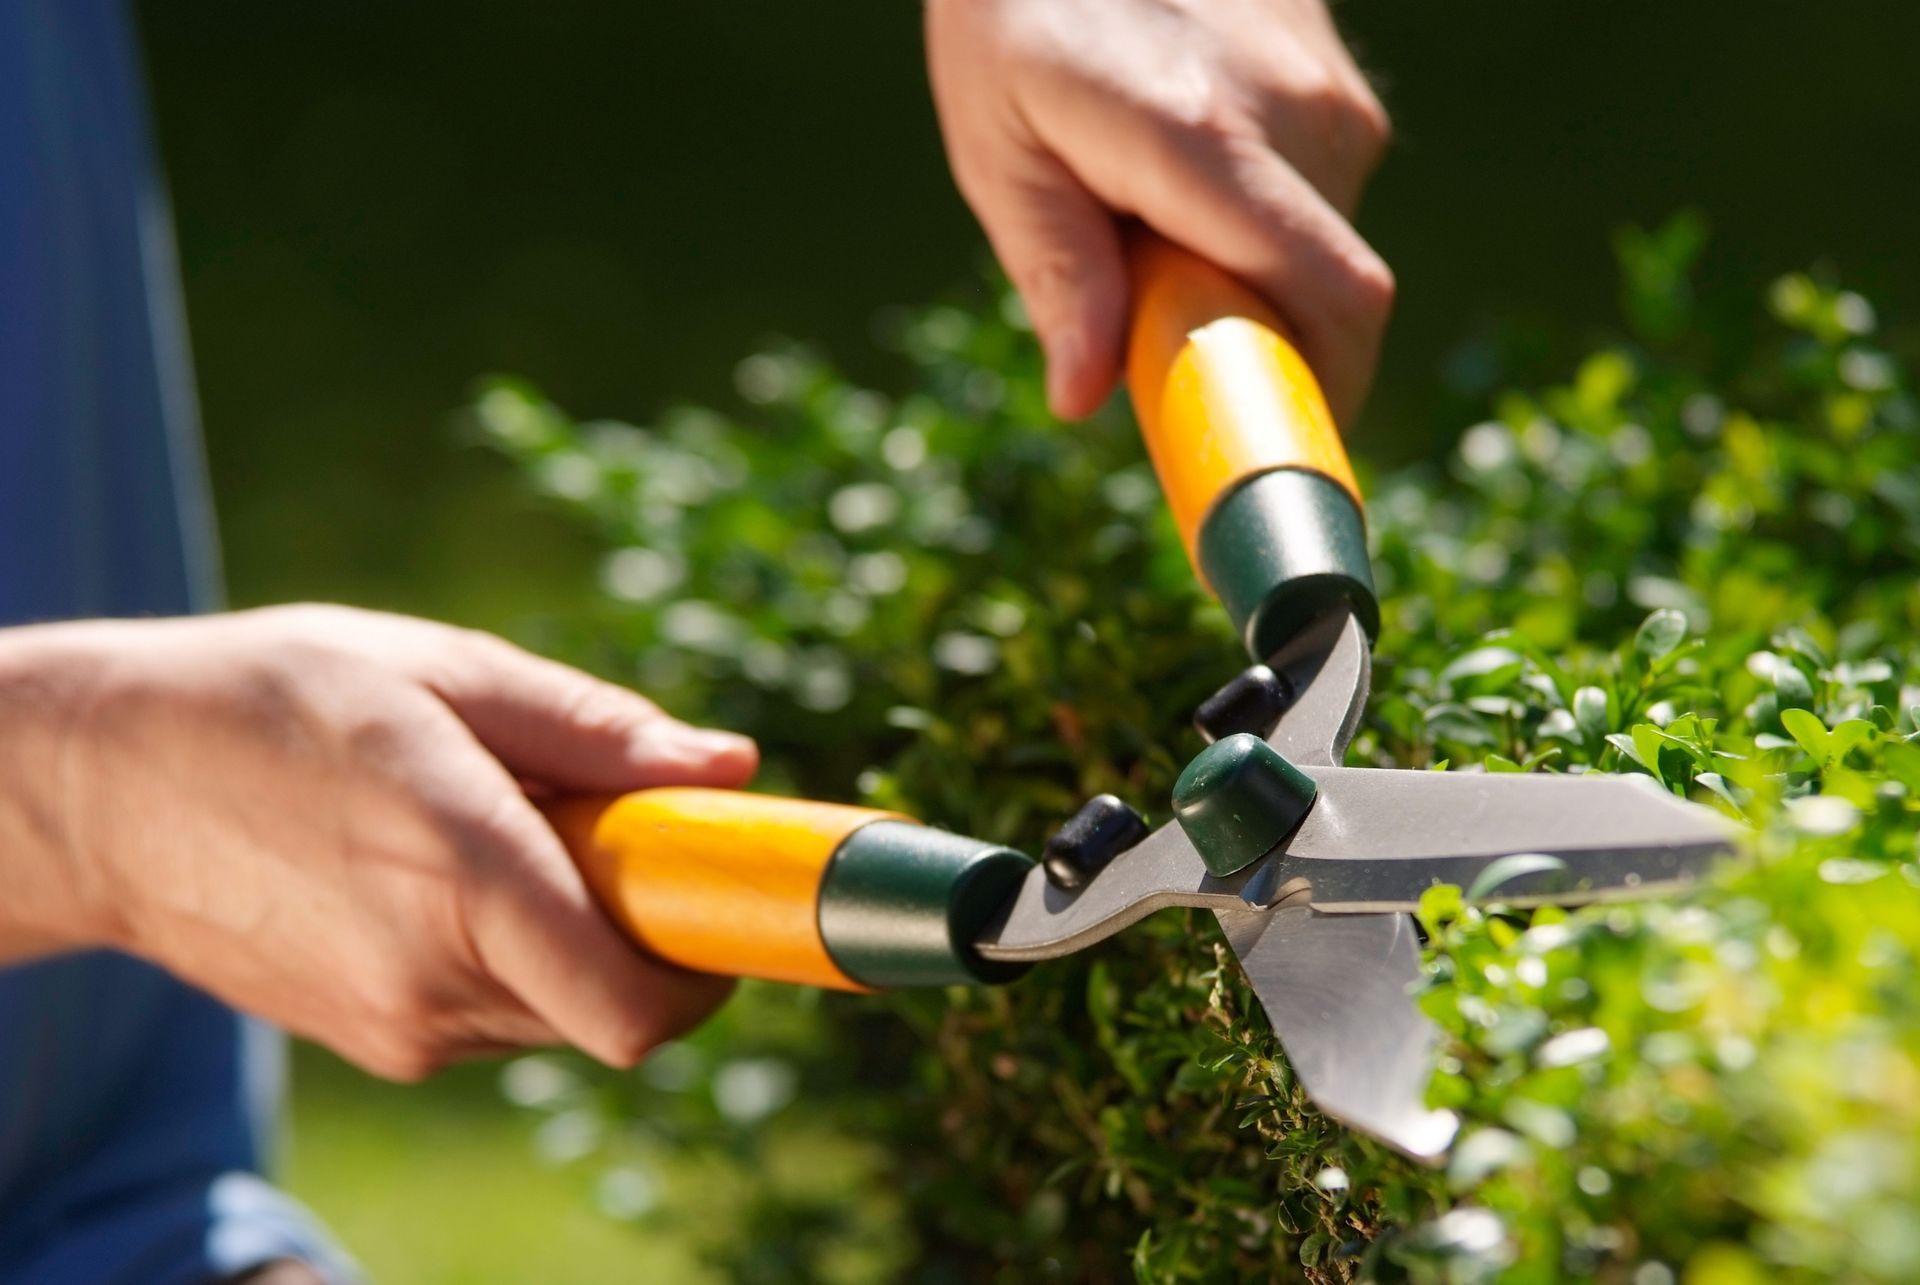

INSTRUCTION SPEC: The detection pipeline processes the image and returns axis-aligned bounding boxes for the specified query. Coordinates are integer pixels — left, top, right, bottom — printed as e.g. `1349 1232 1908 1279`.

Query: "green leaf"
1633 608 1689 660
1417 884 1466 933
1605 731 1646 769
1772 624 1830 668
1694 771 1746 816
1782 709 1875 769
1779 707 1830 761
1441 646 1528 692
1774 662 1815 708
1573 685 1610 740
1447 1128 1529 1190
1828 719 1876 763
1632 724 1671 784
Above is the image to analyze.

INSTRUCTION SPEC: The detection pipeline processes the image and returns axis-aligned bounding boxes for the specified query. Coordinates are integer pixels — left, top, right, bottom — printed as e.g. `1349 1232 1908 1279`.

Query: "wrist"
0 623 125 958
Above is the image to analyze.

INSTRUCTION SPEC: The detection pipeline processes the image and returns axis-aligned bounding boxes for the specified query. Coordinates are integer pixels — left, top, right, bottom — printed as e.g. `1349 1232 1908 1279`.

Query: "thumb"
429 632 758 793
969 147 1128 420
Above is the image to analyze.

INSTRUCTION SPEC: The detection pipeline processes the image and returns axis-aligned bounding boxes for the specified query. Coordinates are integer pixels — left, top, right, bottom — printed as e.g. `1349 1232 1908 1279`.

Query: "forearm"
0 623 116 963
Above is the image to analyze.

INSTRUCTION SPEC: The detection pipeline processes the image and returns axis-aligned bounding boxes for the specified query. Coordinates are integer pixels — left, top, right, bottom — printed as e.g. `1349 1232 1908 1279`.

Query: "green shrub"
476 219 1919 1283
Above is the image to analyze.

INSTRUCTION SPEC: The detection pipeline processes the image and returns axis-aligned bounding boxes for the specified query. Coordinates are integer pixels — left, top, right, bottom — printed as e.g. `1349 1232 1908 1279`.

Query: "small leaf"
1447 1129 1529 1190
1774 663 1815 708
1694 771 1746 816
1573 686 1610 739
1632 724 1671 784
1536 1026 1611 1068
1785 795 1861 836
1417 884 1466 932
1779 707 1831 761
1441 646 1528 691
1634 608 1689 660
1772 624 1830 668
1827 719 1875 763
1835 658 1893 685
1606 731 1647 769
1539 708 1580 742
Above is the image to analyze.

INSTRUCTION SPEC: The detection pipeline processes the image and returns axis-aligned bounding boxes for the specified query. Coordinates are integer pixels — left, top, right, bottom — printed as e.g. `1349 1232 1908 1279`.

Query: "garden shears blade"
972 605 1731 1157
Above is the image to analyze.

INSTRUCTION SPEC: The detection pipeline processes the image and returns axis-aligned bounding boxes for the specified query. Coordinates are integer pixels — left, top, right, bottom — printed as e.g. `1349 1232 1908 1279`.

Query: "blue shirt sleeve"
0 955 360 1285
0 3 355 1280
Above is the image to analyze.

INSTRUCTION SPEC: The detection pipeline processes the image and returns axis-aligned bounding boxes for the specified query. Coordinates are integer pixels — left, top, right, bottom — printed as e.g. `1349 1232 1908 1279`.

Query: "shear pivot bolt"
1172 733 1316 878
1193 664 1294 744
1043 794 1150 891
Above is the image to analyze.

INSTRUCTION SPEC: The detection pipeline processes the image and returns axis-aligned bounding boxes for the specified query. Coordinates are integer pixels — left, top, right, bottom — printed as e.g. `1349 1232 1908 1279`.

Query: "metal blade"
974 768 1731 961
1263 607 1369 768
1240 610 1458 1158
1217 901 1457 1158
970 601 1729 1161
1248 764 1736 912
974 820 1253 963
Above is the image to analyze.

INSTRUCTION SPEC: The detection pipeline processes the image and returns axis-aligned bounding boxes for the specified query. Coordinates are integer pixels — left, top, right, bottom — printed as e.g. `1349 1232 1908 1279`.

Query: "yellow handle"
1124 234 1361 571
545 789 895 992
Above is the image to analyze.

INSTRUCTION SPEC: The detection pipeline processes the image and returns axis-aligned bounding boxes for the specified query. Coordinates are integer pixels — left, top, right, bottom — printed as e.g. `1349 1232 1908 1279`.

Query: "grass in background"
283 1043 715 1283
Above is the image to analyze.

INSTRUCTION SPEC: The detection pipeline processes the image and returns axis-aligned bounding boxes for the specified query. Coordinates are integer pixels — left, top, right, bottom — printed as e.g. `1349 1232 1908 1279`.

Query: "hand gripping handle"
1124 233 1378 657
545 790 1031 991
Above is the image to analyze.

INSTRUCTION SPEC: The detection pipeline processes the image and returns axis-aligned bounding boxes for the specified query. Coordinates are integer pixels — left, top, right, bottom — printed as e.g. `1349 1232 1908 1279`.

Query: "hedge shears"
544 235 1733 1159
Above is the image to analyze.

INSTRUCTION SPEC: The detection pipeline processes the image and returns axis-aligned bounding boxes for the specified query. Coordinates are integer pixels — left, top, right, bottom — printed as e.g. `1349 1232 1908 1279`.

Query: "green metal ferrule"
1197 468 1379 660
817 820 1034 988
1171 733 1317 877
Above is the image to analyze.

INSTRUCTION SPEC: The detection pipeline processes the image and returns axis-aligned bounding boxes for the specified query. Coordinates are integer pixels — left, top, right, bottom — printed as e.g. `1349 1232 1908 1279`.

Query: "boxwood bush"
477 219 1919 1283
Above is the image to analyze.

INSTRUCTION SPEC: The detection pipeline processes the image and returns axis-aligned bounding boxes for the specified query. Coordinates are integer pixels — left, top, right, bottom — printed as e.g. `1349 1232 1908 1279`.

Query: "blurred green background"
134 2 1920 1278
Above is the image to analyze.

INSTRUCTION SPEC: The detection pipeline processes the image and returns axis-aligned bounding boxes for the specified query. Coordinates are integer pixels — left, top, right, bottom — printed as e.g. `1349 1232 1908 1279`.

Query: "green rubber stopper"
817 821 1034 988
1172 733 1317 877
1197 468 1379 660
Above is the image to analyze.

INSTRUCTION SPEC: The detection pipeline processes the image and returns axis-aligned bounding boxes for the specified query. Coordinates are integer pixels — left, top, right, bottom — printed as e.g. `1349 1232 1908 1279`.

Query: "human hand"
0 604 758 1080
926 0 1393 424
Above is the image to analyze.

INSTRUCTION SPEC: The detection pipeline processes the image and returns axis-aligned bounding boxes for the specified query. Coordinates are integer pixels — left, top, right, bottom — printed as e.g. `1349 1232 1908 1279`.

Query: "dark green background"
139 2 1920 625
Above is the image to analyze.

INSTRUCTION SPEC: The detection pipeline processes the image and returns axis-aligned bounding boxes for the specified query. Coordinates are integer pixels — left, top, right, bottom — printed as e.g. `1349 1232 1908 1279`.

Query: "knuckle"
1329 85 1392 176
365 1041 443 1084
557 679 645 743
1346 249 1397 323
457 790 544 876
451 622 513 660
338 699 417 769
1284 72 1392 171
343 1017 450 1083
370 991 435 1039
357 956 450 1034
1010 248 1092 318
252 601 368 641
436 624 516 685
1159 83 1247 152
1348 83 1393 156
596 1015 663 1069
